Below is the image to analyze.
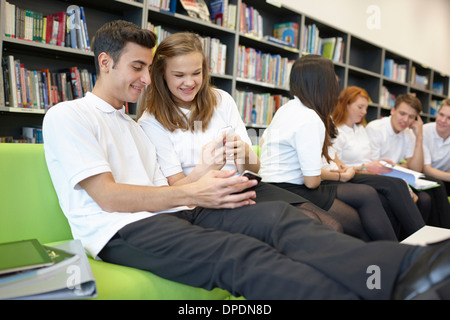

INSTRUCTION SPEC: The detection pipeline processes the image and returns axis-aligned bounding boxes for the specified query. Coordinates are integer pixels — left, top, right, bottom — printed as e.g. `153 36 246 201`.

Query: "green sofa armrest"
0 143 233 300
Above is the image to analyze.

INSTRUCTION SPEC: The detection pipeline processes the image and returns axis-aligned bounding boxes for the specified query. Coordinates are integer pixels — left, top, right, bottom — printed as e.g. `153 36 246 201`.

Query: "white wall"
281 0 450 76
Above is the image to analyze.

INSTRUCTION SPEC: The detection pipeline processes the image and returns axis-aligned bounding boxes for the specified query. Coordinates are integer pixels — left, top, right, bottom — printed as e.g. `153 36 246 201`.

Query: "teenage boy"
423 99 450 195
366 94 424 171
42 20 450 300
366 95 450 227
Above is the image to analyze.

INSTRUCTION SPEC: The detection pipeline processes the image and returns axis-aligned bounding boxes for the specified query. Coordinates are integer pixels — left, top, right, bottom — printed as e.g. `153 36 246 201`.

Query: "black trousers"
420 176 450 228
98 201 412 300
350 174 425 237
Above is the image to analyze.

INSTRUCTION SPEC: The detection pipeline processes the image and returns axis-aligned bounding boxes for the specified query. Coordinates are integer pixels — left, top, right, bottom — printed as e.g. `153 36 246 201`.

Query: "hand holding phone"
241 170 262 183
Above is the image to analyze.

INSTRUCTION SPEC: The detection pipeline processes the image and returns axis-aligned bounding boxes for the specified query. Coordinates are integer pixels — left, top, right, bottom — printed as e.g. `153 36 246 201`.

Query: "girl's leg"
334 183 398 241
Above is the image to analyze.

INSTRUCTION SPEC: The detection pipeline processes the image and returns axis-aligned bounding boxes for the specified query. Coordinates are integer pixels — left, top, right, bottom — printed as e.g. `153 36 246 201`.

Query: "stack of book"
0 239 96 300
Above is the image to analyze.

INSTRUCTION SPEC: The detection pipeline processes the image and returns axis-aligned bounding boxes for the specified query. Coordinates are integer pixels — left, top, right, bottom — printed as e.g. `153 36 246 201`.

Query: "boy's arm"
79 170 258 213
423 164 450 182
405 116 424 172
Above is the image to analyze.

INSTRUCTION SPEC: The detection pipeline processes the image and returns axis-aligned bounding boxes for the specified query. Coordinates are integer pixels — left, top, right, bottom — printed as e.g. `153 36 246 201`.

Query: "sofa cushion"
0 144 72 244
88 258 231 300
0 143 233 300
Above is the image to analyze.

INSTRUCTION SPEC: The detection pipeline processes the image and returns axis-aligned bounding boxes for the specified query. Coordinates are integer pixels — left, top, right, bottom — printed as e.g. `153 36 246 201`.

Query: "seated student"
259 55 398 242
423 99 450 196
365 94 450 228
331 86 425 237
41 20 450 301
137 32 341 231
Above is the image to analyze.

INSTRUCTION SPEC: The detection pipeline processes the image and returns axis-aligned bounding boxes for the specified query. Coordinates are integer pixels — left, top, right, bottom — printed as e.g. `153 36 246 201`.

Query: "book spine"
7 56 18 108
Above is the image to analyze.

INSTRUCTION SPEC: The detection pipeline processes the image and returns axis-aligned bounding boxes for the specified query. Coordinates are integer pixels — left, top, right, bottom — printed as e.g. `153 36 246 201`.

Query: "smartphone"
241 170 262 183
379 160 394 169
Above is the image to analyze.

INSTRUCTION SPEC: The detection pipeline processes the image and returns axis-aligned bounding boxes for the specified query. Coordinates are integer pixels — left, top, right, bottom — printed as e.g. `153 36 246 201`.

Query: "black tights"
295 202 344 233
328 183 397 241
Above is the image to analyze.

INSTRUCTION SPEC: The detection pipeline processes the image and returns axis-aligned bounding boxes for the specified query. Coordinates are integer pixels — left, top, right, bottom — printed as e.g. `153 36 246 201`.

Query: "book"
227 4 237 29
263 35 294 48
79 7 90 51
0 240 96 300
273 22 298 48
66 5 84 50
379 161 439 190
179 0 211 22
0 239 53 277
321 37 336 60
70 66 83 99
6 55 18 108
209 0 228 26
401 226 450 246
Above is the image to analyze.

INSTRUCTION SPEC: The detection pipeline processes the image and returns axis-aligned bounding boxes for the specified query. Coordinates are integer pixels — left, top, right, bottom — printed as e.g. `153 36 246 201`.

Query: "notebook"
0 239 54 276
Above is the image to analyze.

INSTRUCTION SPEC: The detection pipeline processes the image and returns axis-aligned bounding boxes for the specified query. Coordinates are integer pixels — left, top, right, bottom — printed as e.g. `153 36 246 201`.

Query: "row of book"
237 45 294 89
0 126 42 144
146 22 227 75
149 0 177 13
240 2 299 49
202 36 227 75
3 2 90 51
379 86 396 109
383 59 407 83
235 90 290 126
302 24 345 63
146 22 172 48
2 55 95 110
239 2 263 39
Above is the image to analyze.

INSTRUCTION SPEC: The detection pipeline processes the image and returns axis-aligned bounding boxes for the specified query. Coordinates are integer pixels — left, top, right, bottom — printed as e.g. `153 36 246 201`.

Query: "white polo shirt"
138 89 252 177
423 122 450 172
259 96 324 185
43 92 187 259
365 116 416 163
333 124 372 166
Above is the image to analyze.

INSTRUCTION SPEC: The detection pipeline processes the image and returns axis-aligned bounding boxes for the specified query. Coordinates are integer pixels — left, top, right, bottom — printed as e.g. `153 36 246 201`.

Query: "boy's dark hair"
394 94 422 114
91 20 157 74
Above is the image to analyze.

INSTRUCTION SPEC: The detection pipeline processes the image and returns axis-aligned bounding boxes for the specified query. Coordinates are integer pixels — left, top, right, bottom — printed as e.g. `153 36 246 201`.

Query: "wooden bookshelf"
0 0 449 142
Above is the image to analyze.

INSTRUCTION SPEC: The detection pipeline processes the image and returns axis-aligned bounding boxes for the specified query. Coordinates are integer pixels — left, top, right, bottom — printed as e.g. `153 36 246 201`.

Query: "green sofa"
0 143 234 300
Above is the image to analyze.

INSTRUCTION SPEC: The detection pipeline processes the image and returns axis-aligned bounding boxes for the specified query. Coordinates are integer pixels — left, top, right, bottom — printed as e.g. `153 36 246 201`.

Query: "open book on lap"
379 161 439 190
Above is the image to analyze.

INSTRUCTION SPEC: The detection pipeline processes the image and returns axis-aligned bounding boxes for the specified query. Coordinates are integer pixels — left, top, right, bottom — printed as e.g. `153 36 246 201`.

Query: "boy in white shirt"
423 99 450 195
366 94 424 172
366 94 450 227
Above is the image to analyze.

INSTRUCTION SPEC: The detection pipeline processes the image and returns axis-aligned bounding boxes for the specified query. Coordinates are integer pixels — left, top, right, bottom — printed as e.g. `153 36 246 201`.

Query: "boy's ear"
98 52 111 73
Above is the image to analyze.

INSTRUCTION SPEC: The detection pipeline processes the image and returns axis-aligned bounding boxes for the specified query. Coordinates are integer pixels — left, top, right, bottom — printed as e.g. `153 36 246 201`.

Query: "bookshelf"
0 0 449 142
